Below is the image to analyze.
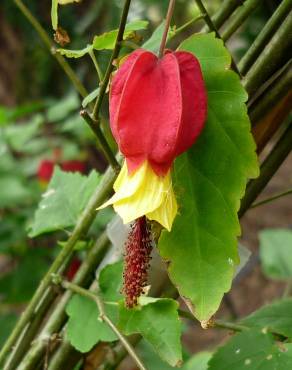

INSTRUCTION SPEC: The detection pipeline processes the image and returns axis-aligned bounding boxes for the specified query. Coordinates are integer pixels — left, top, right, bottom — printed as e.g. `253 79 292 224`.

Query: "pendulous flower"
99 48 207 231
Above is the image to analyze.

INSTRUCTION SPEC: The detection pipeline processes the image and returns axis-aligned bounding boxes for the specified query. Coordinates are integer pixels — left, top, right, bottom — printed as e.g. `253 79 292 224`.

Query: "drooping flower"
99 48 207 231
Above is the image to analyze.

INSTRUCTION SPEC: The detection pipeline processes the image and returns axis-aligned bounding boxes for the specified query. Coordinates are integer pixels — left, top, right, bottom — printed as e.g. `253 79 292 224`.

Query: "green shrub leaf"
241 298 292 338
118 297 182 367
29 167 100 237
259 228 292 280
208 330 292 370
159 33 259 321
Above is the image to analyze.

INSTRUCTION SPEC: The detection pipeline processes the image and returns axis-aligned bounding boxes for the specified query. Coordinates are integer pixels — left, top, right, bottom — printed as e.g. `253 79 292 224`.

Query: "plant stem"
89 49 104 81
15 233 110 370
249 62 292 124
54 279 147 370
243 13 292 96
209 0 245 29
80 110 120 172
194 0 240 74
239 124 292 217
221 0 261 41
239 0 292 74
159 0 176 58
13 0 117 170
178 310 247 331
13 0 88 99
250 189 292 209
174 13 205 35
92 0 132 119
0 168 117 367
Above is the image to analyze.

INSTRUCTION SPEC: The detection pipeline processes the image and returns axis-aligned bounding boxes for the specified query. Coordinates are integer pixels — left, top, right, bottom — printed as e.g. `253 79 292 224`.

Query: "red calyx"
123 216 153 308
110 49 207 176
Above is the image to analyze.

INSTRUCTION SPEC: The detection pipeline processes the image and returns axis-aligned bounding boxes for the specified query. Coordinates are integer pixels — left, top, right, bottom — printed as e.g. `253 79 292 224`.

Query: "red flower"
37 160 86 183
110 49 207 175
100 49 207 231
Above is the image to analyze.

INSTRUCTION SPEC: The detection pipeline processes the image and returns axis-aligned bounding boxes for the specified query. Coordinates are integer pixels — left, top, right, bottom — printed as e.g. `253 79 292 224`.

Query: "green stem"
53 279 147 370
194 0 240 74
16 233 110 370
209 0 245 29
249 62 292 124
80 110 120 172
221 0 261 41
89 49 104 81
239 0 292 74
0 168 117 367
92 0 132 119
13 0 117 170
178 310 247 332
174 13 205 35
159 0 176 58
243 12 292 96
250 189 292 209
239 124 292 217
13 0 88 99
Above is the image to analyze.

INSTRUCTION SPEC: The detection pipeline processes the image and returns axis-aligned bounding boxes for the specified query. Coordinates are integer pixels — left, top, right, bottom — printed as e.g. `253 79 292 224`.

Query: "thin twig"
13 0 118 172
174 13 205 35
251 189 292 209
89 49 104 81
92 0 133 119
239 124 292 217
194 0 240 75
14 0 88 99
158 0 176 58
80 110 120 172
53 278 147 370
178 309 247 332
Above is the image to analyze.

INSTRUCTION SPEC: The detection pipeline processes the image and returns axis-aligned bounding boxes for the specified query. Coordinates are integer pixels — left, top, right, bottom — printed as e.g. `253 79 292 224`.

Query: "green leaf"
208 330 292 370
3 114 43 151
46 92 79 122
143 21 175 53
259 229 292 280
184 352 212 370
29 167 100 237
0 176 32 208
66 262 123 352
66 294 117 353
158 33 259 322
118 298 182 367
57 44 93 58
98 261 123 301
93 20 148 50
82 87 100 108
51 0 58 30
241 299 292 338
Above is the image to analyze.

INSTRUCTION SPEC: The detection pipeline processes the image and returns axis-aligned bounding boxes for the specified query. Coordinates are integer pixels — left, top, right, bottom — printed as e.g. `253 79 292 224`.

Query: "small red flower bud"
123 216 153 307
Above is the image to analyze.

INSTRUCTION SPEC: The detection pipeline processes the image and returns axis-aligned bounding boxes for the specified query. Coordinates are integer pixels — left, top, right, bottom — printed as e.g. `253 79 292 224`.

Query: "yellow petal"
98 160 178 230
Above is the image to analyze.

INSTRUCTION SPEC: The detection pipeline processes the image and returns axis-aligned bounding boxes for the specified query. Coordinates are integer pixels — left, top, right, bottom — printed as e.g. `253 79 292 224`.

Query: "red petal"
173 51 207 157
110 49 207 175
